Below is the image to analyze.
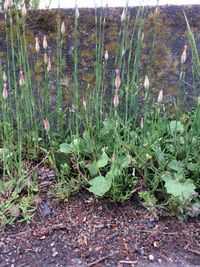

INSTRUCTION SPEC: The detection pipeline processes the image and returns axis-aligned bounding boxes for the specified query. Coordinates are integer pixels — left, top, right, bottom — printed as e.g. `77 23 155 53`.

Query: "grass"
0 2 200 227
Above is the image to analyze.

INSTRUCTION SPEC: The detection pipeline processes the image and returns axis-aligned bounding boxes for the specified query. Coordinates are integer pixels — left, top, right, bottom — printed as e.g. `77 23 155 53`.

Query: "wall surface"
0 5 200 104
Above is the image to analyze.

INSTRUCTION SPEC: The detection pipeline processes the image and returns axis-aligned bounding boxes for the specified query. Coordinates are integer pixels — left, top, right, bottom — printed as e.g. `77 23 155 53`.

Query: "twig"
87 255 111 267
119 260 137 264
187 249 200 256
25 151 50 178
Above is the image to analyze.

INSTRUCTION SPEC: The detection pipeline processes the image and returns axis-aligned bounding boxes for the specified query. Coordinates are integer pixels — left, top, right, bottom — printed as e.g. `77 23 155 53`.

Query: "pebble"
148 254 155 261
147 221 155 229
52 251 58 257
158 258 162 263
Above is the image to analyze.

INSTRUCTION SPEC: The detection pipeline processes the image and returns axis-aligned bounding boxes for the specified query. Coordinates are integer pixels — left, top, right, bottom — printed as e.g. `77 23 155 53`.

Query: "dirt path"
0 191 200 267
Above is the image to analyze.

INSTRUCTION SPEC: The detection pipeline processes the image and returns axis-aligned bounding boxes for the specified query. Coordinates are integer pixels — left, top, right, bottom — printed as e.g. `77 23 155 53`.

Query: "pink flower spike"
144 75 149 90
3 83 8 99
113 89 119 108
115 70 121 90
35 36 40 53
61 21 66 35
82 98 87 110
43 118 50 132
43 35 48 50
4 0 12 10
19 71 25 86
181 44 187 64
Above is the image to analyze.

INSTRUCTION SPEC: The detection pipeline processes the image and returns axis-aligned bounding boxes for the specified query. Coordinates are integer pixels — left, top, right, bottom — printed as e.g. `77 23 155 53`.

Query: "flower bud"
44 53 48 65
82 98 86 110
4 0 12 10
140 117 144 129
75 5 79 19
21 4 27 16
61 21 66 35
43 35 48 50
104 50 108 61
3 83 8 99
19 71 25 86
115 69 121 89
35 36 40 53
121 8 126 22
144 75 149 90
2 71 7 83
157 89 163 103
181 45 187 64
43 118 50 132
113 88 119 107
47 57 51 72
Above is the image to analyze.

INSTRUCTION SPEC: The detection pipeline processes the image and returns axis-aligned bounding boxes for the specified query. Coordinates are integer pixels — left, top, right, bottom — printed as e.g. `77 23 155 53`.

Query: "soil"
0 188 200 267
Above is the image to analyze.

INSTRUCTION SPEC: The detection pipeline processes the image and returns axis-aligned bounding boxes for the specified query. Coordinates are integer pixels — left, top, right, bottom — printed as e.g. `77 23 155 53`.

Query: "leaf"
86 161 99 177
169 121 184 135
97 152 109 168
120 155 132 169
167 160 184 172
9 205 20 218
161 172 196 201
59 143 73 154
88 175 112 197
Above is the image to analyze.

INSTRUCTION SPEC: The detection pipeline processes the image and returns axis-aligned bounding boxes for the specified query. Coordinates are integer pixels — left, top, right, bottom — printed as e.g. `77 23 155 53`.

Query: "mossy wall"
0 5 200 103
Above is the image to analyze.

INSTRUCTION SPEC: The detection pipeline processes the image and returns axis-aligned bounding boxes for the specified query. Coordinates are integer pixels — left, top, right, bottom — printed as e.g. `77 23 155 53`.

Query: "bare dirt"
0 188 200 267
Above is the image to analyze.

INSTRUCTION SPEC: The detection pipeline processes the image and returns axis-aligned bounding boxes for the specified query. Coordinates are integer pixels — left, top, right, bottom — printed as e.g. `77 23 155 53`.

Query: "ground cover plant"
0 1 200 227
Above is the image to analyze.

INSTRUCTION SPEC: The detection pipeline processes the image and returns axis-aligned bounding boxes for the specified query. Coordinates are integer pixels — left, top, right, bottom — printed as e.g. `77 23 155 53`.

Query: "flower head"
43 35 48 50
43 118 50 132
144 75 149 90
75 5 79 19
121 8 126 22
104 50 108 61
61 21 66 35
115 69 121 89
19 71 25 86
113 88 119 108
181 44 187 64
44 53 48 65
35 36 40 53
47 57 51 72
157 89 163 103
82 98 87 110
3 83 8 99
4 0 12 10
21 4 27 16
2 71 7 83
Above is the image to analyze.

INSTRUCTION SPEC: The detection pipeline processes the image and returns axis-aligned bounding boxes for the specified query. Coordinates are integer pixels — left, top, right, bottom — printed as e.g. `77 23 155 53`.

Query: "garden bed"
0 188 199 267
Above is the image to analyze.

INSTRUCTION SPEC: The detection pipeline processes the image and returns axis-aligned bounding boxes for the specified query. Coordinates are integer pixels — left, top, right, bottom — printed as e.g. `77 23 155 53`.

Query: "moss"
80 49 94 59
0 51 6 57
82 73 94 83
35 75 43 83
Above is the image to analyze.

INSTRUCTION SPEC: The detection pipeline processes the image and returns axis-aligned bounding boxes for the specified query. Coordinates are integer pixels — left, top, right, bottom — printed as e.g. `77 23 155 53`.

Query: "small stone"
147 221 155 229
158 258 162 263
149 254 155 261
50 242 55 247
52 251 58 257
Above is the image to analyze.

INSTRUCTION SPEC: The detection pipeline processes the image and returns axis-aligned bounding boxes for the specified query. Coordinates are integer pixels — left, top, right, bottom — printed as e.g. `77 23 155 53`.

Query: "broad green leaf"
165 179 196 201
59 143 73 154
169 121 184 135
88 175 112 196
120 155 132 169
86 161 99 177
161 172 196 201
97 152 109 168
167 160 184 172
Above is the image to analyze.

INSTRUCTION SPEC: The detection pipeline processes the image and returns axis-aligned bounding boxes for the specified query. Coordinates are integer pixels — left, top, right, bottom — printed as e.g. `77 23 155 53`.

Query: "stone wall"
0 5 200 104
